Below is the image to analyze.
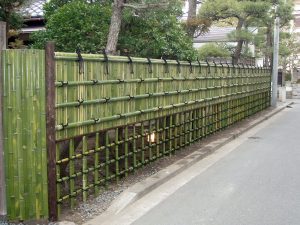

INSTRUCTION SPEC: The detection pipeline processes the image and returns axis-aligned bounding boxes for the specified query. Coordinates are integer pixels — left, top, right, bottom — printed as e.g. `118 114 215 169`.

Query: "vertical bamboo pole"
174 114 178 150
56 145 61 216
162 117 166 155
156 119 160 158
115 128 119 182
196 108 201 140
45 42 57 221
69 139 75 208
82 136 88 201
148 121 153 161
133 125 137 171
184 113 188 146
105 131 110 186
141 123 145 165
179 112 185 148
124 126 128 177
94 133 100 195
189 111 193 144
168 115 173 156
0 21 7 218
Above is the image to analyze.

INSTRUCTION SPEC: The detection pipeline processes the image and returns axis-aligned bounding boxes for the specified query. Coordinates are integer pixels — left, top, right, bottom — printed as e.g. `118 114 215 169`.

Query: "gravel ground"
0 107 281 225
59 157 180 224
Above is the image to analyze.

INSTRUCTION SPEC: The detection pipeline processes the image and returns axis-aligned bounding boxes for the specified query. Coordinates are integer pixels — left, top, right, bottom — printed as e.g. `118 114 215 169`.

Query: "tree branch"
123 2 169 10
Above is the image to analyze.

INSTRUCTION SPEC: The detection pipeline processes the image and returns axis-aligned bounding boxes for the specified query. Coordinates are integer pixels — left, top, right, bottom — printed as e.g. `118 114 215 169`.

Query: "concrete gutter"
83 101 293 225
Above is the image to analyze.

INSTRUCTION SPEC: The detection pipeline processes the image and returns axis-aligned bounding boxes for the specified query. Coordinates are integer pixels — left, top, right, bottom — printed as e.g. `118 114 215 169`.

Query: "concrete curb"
84 102 293 224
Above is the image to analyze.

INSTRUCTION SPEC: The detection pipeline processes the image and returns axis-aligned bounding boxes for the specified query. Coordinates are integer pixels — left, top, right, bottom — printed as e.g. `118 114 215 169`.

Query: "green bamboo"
115 128 119 182
174 114 179 150
133 125 137 171
200 108 204 139
179 113 184 147
168 115 173 156
105 131 110 187
2 50 48 220
124 126 129 176
141 122 145 165
69 139 75 208
94 133 100 195
156 119 160 158
18 50 25 220
162 117 166 155
194 109 198 141
148 121 153 161
56 144 61 216
189 111 193 144
82 136 88 201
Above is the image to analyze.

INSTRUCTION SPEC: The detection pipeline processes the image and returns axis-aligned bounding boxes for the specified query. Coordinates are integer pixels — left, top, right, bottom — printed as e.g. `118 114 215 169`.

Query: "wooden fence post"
45 42 57 221
0 21 7 219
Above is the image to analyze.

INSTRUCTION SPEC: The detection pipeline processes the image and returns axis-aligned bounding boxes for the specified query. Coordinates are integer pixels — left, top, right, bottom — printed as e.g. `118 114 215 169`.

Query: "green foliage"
199 0 271 62
43 0 73 20
278 32 300 73
197 43 231 60
0 0 27 30
31 1 111 52
279 32 293 57
227 29 254 42
31 0 196 60
252 0 294 28
119 3 196 60
199 0 294 62
285 72 291 81
199 0 270 25
43 0 112 19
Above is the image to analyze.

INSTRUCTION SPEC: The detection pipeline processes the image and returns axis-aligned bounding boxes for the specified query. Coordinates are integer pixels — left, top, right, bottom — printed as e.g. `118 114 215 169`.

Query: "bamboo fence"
1 49 48 220
1 47 271 221
52 51 271 218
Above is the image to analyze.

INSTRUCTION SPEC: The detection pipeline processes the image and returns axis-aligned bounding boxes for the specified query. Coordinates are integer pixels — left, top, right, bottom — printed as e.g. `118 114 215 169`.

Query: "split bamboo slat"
1 50 48 220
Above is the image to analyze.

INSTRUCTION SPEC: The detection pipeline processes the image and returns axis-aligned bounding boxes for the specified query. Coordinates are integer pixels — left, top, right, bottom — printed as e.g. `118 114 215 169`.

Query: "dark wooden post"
45 42 57 221
0 21 7 219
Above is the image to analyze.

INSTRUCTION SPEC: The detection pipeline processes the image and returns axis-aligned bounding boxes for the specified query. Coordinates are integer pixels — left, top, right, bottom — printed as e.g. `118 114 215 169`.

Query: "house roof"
194 27 257 43
20 0 47 19
194 27 236 43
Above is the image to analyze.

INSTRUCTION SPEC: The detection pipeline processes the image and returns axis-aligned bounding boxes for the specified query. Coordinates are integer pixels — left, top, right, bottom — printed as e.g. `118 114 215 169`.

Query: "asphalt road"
130 101 300 225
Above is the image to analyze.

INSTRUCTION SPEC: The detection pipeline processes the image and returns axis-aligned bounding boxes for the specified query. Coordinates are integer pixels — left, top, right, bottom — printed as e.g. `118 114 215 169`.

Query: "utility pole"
271 5 280 107
0 21 7 219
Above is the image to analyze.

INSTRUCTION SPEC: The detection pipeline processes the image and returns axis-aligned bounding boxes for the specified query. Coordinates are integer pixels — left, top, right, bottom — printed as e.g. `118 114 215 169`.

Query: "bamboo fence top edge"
54 52 268 69
0 50 270 70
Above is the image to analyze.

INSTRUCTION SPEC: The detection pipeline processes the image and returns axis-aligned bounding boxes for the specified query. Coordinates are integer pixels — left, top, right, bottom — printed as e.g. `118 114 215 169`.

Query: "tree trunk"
232 18 244 64
4 12 10 48
106 0 125 55
186 0 197 38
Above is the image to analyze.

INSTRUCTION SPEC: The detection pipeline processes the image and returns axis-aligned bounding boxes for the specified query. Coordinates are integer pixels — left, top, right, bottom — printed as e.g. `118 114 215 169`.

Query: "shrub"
197 43 231 60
